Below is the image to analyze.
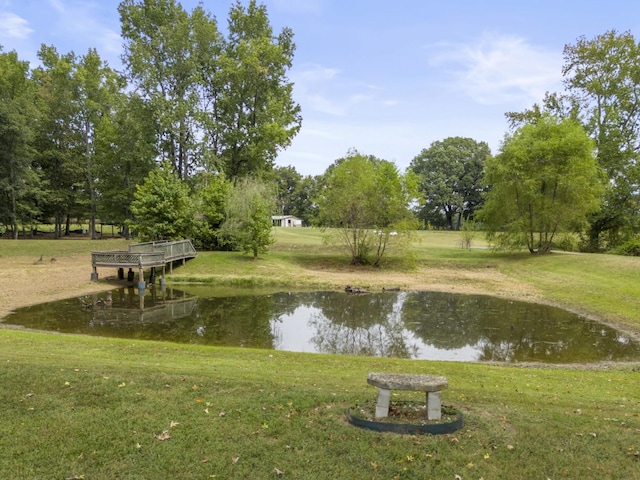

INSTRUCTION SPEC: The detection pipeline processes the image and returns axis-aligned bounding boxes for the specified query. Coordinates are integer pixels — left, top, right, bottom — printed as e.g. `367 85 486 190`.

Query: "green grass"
0 237 130 258
2 228 640 478
1 331 639 479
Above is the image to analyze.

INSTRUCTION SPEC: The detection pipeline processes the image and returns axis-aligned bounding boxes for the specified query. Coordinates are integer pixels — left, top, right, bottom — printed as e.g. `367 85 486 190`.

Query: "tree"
75 48 122 239
210 0 302 179
128 163 196 240
317 151 417 265
562 30 640 250
219 176 275 259
477 116 603 254
119 0 202 180
0 49 43 237
410 137 489 230
94 93 157 238
191 171 232 250
118 0 302 181
270 165 301 215
32 45 85 238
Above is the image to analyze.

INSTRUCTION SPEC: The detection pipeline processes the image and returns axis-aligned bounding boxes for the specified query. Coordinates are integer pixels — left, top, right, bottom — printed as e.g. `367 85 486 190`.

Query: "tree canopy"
218 176 275 259
0 49 42 238
118 0 301 181
410 137 490 230
562 30 640 250
478 116 603 253
128 163 196 240
507 30 640 251
317 151 417 265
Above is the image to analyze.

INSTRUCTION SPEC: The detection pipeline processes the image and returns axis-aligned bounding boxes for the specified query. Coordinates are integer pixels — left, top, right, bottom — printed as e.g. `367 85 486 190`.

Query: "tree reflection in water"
4 289 640 363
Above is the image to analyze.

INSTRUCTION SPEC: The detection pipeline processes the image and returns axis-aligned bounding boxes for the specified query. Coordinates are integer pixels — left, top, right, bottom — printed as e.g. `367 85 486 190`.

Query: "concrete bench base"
367 373 448 420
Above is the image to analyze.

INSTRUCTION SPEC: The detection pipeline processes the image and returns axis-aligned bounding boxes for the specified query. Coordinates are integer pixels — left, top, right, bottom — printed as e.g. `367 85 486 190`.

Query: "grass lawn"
1 228 640 479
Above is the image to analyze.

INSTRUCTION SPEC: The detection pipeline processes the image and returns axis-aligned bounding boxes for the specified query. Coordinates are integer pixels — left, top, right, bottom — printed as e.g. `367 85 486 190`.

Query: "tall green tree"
212 0 302 179
562 30 640 250
0 49 43 237
32 45 84 238
477 116 603 254
290 174 321 226
270 165 302 215
219 176 275 259
317 151 417 265
75 48 122 239
191 171 232 250
410 137 490 230
128 163 196 240
119 0 202 180
94 93 157 238
118 0 301 181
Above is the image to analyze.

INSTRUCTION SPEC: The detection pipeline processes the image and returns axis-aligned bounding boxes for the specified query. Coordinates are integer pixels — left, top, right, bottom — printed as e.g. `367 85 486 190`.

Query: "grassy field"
1 228 640 479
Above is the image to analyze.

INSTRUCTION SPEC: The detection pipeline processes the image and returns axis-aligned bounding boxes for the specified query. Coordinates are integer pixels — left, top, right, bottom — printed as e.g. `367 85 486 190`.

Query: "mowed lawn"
1 228 639 479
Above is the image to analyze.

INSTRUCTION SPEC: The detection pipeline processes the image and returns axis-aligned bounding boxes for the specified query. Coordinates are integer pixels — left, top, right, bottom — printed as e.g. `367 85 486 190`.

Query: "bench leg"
375 388 391 418
427 391 442 420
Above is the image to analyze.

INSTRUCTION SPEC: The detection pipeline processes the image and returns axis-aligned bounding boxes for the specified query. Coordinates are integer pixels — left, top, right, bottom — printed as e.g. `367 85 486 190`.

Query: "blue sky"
1 1 640 176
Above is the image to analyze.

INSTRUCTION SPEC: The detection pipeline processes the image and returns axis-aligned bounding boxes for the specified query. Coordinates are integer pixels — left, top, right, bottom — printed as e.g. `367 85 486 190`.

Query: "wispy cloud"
427 33 562 106
291 63 381 116
0 12 33 40
47 0 65 14
51 1 121 59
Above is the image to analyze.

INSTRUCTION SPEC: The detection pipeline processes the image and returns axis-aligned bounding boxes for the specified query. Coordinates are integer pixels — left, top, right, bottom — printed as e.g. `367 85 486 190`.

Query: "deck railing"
92 239 197 269
128 239 197 261
91 250 166 268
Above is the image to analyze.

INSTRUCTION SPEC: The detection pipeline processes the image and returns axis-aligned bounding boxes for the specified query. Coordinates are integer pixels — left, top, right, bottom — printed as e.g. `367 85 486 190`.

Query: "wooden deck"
91 239 197 283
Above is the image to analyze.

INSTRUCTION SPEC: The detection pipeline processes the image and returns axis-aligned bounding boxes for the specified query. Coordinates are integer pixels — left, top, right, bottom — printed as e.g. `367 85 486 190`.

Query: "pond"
4 286 640 364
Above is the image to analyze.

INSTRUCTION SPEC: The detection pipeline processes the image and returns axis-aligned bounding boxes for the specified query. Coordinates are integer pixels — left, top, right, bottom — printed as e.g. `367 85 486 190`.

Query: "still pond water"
4 287 640 363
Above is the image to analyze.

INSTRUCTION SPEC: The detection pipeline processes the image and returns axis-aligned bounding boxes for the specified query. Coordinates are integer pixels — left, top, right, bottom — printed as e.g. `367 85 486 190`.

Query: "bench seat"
367 373 448 420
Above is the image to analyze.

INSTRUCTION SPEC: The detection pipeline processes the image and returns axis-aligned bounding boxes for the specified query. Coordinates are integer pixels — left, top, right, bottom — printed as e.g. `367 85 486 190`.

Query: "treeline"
2 0 640 257
0 0 300 241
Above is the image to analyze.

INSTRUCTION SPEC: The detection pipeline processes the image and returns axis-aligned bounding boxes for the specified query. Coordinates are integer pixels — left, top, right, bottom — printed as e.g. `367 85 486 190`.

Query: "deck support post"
138 267 145 290
160 266 166 289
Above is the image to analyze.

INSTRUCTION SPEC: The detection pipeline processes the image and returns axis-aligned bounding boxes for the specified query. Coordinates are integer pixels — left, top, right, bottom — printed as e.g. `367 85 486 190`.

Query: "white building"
272 215 303 227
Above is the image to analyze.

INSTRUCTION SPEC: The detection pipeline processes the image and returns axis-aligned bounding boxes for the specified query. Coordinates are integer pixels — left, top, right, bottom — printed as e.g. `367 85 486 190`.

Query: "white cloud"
47 0 65 13
291 63 382 117
427 33 562 107
0 12 33 39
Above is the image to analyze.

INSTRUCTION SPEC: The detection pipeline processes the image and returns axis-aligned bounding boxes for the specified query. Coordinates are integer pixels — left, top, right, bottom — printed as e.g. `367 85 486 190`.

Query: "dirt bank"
0 253 541 321
0 255 114 320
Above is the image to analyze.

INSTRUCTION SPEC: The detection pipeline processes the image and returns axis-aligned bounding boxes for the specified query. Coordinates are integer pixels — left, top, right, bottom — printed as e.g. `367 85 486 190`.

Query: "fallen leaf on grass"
170 421 180 428
155 431 170 441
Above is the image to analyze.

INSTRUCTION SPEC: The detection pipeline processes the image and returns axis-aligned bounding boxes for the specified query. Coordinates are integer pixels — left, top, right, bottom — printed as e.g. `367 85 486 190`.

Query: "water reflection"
4 288 640 363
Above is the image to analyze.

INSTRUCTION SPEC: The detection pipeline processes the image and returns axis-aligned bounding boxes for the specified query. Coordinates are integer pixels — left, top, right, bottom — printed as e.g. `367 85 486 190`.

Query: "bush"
552 235 578 252
611 237 640 256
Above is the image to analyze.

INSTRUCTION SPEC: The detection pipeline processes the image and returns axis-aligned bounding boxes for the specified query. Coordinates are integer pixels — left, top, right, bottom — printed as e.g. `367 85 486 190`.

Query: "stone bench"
367 373 448 420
